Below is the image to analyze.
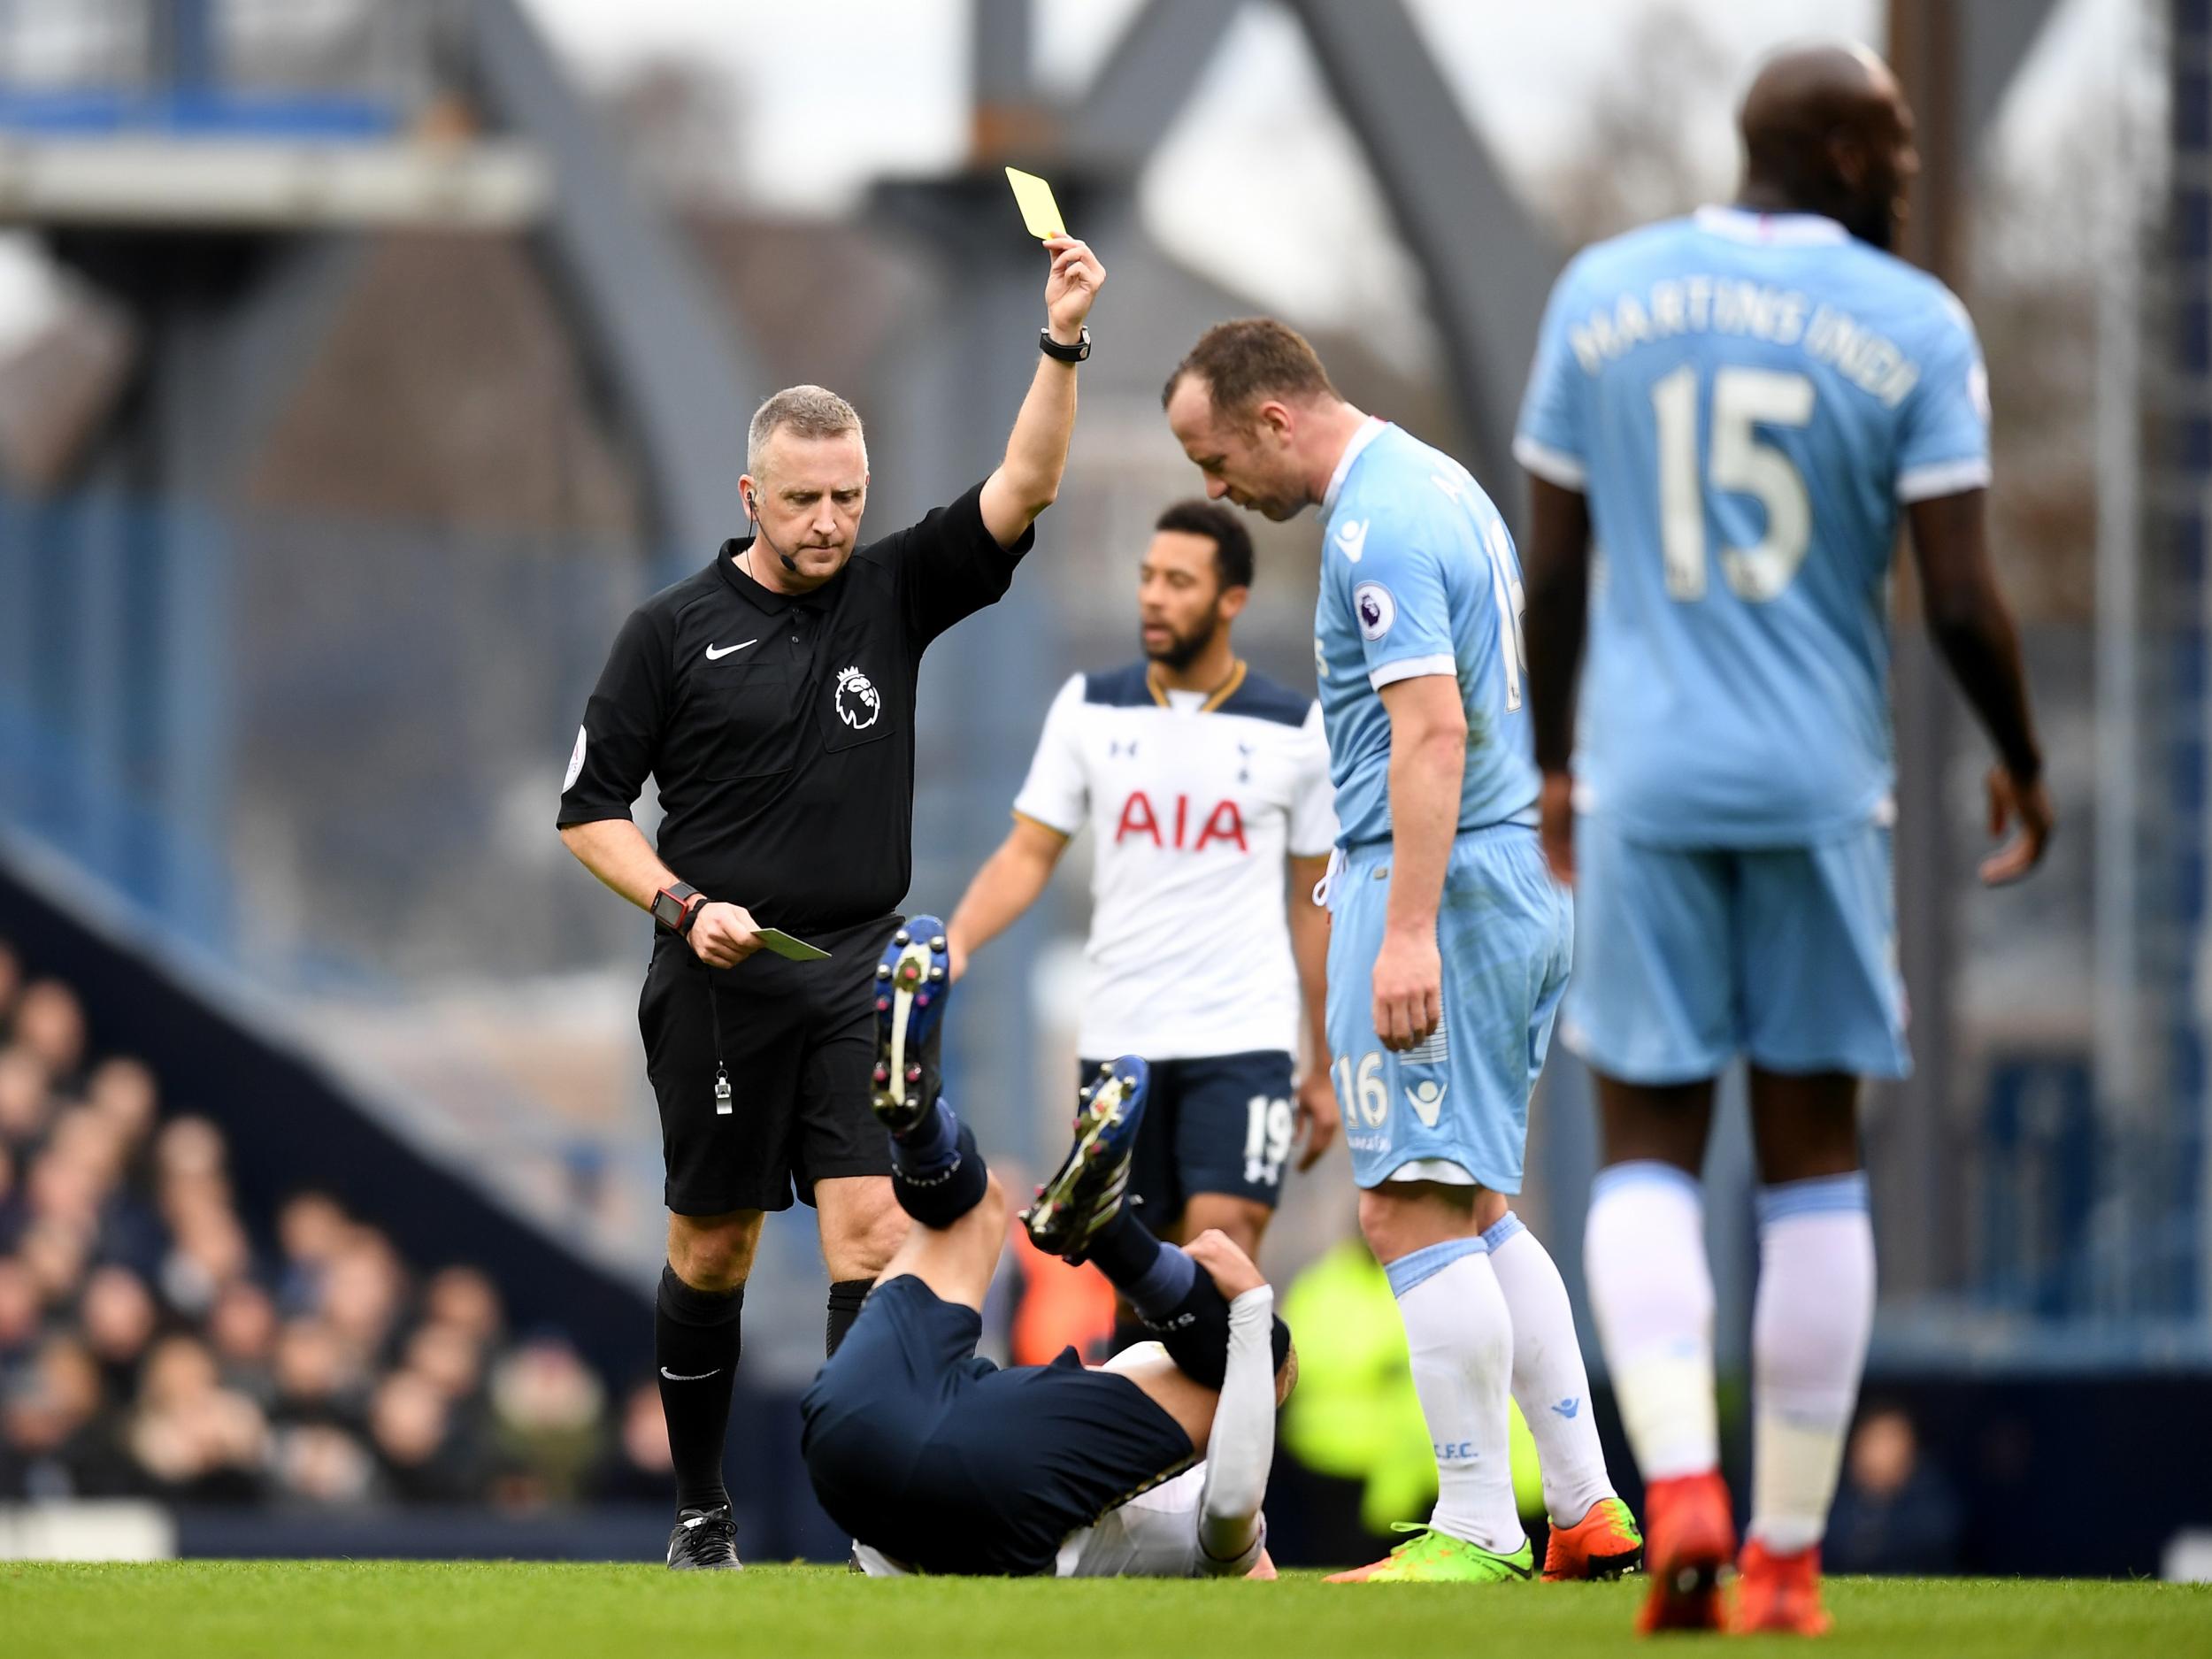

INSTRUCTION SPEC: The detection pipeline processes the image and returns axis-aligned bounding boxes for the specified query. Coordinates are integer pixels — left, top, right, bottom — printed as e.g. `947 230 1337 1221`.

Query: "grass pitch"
4 1563 2208 1659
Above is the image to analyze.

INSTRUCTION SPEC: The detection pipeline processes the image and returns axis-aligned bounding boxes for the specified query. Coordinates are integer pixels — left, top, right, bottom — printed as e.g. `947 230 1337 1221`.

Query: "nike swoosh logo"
660 1366 722 1381
704 640 758 660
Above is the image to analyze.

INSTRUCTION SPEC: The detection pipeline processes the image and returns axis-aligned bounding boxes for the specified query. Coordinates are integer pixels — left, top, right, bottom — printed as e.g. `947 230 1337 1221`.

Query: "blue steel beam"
1963 0 2065 145
465 0 761 573
1279 0 1557 495
1062 0 1244 171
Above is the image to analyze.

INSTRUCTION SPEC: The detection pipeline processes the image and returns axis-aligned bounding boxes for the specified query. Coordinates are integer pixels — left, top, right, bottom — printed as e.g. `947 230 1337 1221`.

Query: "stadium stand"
0 933 672 1509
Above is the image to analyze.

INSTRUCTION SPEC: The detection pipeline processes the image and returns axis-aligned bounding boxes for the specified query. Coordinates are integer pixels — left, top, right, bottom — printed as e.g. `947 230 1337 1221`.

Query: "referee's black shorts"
640 914 923 1216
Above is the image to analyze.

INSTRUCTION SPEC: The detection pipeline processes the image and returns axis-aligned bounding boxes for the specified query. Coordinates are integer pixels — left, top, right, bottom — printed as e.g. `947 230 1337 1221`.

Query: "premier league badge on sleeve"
834 664 882 730
1353 581 1395 641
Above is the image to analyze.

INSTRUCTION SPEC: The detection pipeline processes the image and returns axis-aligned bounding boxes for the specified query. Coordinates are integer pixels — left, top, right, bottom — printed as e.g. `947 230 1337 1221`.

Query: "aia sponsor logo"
1113 791 1248 852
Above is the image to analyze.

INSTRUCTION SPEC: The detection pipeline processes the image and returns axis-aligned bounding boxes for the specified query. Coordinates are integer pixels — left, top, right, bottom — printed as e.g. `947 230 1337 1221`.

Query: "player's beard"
1843 188 1897 251
1143 611 1219 672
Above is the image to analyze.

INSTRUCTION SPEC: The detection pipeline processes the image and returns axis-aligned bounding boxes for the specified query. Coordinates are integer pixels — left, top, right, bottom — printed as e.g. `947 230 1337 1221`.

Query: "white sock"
1483 1212 1617 1526
1749 1173 1875 1555
1583 1161 1719 1481
1387 1238 1525 1554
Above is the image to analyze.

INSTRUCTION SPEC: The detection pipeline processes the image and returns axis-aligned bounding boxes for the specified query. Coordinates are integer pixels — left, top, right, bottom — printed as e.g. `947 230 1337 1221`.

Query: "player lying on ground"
798 917 1293 1578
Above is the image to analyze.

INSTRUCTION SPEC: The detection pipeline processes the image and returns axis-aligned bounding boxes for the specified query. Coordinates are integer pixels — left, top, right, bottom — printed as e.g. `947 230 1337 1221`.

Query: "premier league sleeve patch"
1353 580 1396 642
563 726 587 793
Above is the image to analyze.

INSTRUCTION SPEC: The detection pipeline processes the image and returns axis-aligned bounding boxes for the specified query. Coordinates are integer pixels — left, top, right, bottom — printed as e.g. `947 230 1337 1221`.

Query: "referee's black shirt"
557 482 1034 933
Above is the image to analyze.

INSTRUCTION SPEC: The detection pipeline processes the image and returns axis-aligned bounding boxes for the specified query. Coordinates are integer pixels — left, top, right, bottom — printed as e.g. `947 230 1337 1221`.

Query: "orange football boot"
1731 1540 1832 1636
1542 1495 1645 1581
1635 1471 1735 1635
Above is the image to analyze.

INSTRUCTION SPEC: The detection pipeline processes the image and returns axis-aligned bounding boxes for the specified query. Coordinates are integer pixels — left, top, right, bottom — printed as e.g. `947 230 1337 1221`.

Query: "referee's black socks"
656 1264 743 1515
826 1279 871 1356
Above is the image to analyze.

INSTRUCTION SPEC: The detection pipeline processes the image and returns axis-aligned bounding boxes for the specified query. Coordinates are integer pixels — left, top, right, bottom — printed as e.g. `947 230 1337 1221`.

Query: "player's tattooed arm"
1906 488 2053 885
1522 475 1594 886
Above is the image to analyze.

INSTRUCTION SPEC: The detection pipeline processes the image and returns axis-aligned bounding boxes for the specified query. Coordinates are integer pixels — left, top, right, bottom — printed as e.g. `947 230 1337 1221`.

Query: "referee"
557 235 1105 1570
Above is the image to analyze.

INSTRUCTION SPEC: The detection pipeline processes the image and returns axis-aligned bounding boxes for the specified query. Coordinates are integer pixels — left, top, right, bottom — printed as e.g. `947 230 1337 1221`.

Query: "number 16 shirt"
1314 418 1540 851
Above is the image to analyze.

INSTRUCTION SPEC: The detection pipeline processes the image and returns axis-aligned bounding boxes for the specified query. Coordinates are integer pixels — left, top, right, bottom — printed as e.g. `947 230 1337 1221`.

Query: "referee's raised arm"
978 236 1104 546
551 230 1104 1571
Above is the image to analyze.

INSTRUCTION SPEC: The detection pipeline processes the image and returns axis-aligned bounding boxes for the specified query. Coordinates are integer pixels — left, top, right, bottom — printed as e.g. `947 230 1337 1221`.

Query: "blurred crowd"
0 938 674 1509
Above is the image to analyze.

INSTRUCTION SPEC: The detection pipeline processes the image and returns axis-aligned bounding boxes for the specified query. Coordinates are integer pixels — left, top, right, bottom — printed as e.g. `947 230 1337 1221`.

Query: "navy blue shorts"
1078 1049 1295 1224
798 1275 1194 1575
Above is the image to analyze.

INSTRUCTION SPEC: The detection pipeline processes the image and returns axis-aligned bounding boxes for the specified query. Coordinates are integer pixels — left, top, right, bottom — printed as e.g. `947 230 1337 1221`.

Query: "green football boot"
1325 1524 1536 1584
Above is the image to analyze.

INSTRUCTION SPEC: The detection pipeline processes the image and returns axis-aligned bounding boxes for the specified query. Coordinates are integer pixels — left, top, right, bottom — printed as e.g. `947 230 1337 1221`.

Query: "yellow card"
1004 166 1067 241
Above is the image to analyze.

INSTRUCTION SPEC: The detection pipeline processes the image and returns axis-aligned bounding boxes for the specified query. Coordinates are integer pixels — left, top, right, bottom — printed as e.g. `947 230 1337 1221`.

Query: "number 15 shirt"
1514 205 1992 849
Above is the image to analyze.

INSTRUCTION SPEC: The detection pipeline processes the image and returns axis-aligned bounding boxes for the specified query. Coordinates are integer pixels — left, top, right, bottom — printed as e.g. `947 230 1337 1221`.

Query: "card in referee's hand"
753 928 829 962
1003 166 1067 241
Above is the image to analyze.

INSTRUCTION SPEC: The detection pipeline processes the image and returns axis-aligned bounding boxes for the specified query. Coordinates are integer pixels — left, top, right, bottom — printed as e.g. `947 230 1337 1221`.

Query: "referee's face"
739 429 870 590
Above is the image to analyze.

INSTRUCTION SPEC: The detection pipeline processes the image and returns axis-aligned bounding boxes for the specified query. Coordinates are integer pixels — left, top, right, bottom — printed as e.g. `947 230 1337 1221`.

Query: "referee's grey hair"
747 385 866 478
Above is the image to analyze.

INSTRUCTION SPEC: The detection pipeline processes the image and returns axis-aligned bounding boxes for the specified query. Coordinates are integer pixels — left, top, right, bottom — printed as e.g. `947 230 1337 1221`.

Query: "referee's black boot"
872 915 952 1133
667 1503 742 1571
1022 1056 1151 1263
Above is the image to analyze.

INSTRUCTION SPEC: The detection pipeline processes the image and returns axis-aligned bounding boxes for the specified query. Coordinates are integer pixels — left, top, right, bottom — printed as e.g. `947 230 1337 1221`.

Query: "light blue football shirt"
1515 206 1992 847
1316 420 1539 849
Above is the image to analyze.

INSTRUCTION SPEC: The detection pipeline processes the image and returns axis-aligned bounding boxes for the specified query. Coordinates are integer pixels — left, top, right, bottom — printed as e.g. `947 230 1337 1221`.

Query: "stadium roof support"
1962 0 2067 143
464 0 762 573
1061 0 1244 172
1279 0 1556 497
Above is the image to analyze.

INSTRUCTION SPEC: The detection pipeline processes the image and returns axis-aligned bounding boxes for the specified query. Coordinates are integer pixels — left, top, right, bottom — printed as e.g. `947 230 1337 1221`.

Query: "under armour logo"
1237 741 1254 783
1110 740 1138 759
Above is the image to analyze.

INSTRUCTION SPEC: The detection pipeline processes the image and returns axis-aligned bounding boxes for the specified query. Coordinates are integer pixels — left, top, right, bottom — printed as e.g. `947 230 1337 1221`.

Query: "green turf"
3 1563 2208 1659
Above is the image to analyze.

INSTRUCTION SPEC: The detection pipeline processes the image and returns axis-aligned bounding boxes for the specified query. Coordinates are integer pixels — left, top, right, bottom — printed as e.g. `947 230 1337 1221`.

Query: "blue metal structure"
0 0 760 951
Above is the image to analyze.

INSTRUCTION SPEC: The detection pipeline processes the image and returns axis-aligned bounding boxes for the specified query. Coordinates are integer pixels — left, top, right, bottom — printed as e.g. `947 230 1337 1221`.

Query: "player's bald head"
1736 42 1916 250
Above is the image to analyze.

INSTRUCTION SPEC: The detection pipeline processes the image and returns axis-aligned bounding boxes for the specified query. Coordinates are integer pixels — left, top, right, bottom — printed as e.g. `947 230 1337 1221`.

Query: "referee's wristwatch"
1040 325 1091 364
651 882 709 936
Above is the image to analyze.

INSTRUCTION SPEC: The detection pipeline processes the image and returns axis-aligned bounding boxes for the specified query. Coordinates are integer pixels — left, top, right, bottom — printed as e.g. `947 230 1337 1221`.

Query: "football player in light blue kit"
1515 44 2051 1635
1165 321 1639 1586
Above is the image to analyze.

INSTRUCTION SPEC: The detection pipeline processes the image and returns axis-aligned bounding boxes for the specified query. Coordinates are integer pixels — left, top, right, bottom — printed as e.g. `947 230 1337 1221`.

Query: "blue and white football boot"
871 915 951 1134
1022 1056 1151 1263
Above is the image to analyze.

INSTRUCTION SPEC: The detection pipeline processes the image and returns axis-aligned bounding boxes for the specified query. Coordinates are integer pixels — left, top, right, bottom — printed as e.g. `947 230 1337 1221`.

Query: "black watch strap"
653 882 705 934
1040 325 1091 364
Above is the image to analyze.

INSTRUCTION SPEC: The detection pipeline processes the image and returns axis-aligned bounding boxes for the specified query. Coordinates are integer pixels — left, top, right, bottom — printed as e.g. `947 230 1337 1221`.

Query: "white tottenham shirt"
1012 662 1337 1060
849 1464 1259 1580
